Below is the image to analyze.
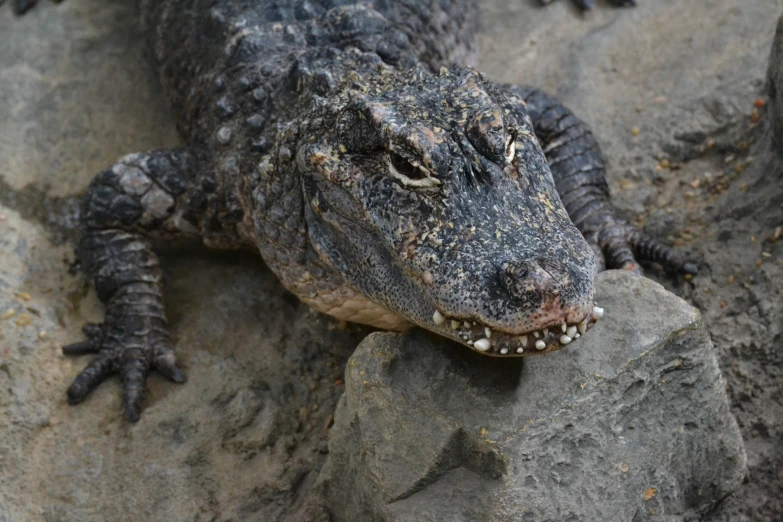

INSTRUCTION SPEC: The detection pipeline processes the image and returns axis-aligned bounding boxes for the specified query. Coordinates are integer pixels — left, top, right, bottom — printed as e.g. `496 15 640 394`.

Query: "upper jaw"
430 305 605 357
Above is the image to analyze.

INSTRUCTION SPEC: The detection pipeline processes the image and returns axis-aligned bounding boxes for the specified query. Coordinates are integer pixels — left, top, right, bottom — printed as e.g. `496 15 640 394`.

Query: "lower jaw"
433 305 605 357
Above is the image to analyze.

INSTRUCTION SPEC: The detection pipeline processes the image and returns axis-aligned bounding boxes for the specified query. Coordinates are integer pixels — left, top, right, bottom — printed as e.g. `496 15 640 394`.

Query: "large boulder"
315 271 746 521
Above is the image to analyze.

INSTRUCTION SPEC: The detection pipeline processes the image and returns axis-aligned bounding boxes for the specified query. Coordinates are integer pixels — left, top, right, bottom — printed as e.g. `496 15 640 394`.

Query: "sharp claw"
170 366 187 383
158 361 188 383
153 351 187 383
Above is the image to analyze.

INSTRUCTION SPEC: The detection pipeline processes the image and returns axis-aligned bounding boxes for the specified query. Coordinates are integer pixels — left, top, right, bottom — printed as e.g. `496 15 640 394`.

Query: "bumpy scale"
34 0 691 421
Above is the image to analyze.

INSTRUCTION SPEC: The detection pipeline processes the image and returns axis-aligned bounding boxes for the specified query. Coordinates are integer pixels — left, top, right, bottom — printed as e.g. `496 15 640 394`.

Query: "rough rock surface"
1 0 782 521
315 271 746 521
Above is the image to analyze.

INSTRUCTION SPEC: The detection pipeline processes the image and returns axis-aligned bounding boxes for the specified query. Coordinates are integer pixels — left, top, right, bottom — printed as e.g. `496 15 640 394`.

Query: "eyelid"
387 150 441 188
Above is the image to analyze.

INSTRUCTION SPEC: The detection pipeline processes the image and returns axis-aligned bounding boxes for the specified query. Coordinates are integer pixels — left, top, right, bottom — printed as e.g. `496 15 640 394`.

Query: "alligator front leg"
540 0 636 10
506 85 696 275
65 149 216 422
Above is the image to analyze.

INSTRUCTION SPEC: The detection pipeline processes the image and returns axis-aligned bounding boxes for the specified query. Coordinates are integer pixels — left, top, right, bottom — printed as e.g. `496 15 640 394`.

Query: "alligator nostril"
499 260 541 303
504 261 530 280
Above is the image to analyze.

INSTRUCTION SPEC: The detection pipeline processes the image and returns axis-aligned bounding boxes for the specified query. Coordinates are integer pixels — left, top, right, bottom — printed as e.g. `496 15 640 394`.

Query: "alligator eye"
389 151 425 180
504 132 517 163
387 150 441 188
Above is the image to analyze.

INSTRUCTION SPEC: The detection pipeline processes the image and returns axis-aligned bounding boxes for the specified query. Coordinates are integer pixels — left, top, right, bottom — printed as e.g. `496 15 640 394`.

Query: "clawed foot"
63 322 186 422
540 0 637 10
586 220 697 275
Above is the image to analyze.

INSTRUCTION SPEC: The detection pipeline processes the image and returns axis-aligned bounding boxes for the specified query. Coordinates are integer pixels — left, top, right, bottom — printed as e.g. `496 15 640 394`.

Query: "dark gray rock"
316 271 746 521
769 15 783 156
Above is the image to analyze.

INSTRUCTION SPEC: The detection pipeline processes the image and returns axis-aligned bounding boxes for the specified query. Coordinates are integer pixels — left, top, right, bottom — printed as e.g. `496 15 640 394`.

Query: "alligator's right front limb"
65 149 222 421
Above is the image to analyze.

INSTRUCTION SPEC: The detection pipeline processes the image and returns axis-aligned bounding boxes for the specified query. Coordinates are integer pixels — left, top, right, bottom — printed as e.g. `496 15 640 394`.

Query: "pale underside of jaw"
431 306 605 356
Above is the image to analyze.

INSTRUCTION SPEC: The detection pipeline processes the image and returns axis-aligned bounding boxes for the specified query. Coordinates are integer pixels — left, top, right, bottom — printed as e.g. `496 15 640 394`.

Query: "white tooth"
500 347 509 355
533 330 540 338
567 325 577 338
484 327 492 338
451 320 461 330
578 321 587 335
535 340 546 350
467 340 474 345
543 328 549 336
474 338 491 351
519 335 528 346
472 321 477 326
560 335 572 345
574 333 580 339
561 323 567 333
516 347 524 354
592 306 604 320
433 310 445 325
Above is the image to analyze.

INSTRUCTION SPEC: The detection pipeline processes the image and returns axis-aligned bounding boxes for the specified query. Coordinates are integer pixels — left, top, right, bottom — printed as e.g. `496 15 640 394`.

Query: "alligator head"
296 60 601 357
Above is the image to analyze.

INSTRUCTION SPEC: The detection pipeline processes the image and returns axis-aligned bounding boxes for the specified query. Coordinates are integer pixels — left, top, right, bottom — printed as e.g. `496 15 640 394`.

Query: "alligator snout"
496 255 595 328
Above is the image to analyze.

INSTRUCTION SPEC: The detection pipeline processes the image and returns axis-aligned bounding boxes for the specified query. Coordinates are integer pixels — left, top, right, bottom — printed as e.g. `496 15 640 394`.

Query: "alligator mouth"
431 305 604 357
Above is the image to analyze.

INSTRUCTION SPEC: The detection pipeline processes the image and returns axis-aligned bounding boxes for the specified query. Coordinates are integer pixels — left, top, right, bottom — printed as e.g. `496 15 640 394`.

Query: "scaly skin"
42 0 690 421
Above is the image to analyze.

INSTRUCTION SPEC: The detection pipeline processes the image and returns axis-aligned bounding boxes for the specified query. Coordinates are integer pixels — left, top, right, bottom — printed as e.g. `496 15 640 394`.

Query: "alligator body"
54 0 693 422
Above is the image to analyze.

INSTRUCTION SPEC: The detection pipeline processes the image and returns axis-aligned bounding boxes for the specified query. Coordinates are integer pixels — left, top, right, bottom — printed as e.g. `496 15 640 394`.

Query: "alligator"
20 0 694 422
